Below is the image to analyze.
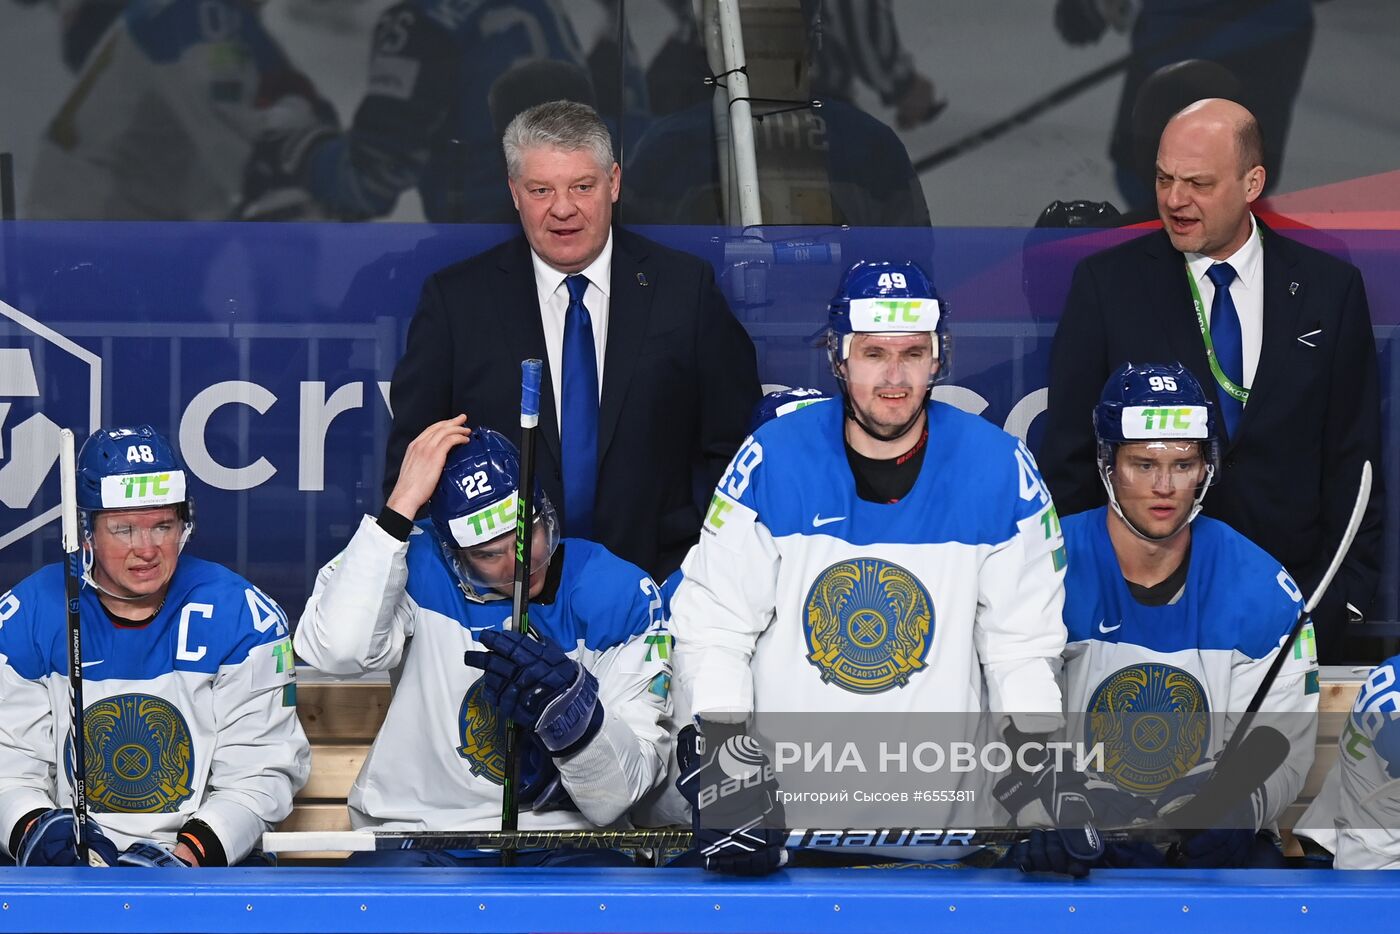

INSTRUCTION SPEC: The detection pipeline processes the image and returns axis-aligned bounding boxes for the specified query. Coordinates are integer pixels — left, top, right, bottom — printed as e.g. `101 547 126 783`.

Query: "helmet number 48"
127 445 156 464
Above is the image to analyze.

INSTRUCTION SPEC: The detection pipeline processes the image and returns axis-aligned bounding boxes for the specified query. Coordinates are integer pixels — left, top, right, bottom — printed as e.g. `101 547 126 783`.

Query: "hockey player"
294 418 670 866
26 0 331 220
1048 363 1319 870
240 0 648 222
0 426 308 867
1294 655 1400 869
668 260 1101 875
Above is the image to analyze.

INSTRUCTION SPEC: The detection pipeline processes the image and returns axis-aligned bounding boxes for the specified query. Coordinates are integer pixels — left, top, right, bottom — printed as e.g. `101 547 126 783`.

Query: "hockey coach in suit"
1039 98 1382 663
384 100 760 582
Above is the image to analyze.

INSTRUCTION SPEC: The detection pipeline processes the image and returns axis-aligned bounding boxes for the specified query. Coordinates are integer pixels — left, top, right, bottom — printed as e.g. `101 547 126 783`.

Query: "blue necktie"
1206 262 1243 439
560 274 598 538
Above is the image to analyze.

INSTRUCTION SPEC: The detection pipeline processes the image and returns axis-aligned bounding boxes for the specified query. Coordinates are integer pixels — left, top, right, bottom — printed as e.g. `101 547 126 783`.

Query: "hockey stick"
1218 459 1372 769
1161 461 1371 841
499 359 544 865
261 723 1289 854
58 428 104 867
911 0 1276 174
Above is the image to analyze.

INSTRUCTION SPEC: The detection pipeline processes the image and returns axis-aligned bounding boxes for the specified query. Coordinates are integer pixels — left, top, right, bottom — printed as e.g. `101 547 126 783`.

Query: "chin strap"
78 516 194 603
1098 464 1214 544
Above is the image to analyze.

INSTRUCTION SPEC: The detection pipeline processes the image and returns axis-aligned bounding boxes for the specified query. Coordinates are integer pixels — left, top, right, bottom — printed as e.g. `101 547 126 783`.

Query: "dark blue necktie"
1206 262 1243 439
560 274 598 538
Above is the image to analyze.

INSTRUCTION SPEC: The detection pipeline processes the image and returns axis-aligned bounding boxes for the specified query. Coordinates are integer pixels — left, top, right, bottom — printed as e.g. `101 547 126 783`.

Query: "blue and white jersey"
305 0 648 222
670 398 1067 723
28 0 326 220
1060 508 1318 825
295 517 670 831
0 558 308 861
1299 655 1400 868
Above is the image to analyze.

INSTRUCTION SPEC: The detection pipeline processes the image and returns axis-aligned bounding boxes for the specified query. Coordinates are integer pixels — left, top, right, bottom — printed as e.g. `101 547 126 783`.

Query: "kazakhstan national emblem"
1086 663 1211 794
458 680 506 784
77 694 194 812
803 558 934 693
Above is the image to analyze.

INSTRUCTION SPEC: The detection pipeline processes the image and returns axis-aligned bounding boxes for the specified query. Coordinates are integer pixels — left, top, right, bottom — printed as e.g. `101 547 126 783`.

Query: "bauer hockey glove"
117 842 189 868
464 629 604 756
15 809 119 867
993 728 1104 877
1156 766 1260 868
675 722 788 876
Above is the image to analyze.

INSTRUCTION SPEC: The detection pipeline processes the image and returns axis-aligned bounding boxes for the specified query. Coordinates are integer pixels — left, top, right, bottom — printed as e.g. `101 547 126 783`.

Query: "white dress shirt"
1185 213 1263 392
531 232 613 432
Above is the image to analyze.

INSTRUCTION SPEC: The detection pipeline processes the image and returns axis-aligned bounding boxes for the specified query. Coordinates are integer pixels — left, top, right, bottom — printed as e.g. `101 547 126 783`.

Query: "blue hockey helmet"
76 425 189 515
747 387 832 435
825 260 947 382
74 425 195 586
1094 362 1220 540
429 427 560 601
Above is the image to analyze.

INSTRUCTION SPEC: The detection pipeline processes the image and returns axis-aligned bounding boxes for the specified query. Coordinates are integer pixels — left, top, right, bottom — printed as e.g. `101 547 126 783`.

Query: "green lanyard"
1184 242 1255 405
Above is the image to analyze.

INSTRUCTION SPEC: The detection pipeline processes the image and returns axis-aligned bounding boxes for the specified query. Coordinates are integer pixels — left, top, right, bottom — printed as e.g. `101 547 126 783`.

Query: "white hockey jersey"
0 558 308 862
671 398 1067 722
294 517 671 831
1060 508 1319 826
1297 655 1400 868
26 0 324 220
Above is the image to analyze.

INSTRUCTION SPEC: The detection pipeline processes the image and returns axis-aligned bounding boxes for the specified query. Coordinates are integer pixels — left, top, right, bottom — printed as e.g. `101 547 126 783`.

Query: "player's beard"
843 385 929 444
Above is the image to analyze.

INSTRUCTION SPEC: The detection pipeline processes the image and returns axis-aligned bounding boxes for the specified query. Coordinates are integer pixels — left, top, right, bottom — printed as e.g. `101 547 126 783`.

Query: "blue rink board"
0 867 1392 934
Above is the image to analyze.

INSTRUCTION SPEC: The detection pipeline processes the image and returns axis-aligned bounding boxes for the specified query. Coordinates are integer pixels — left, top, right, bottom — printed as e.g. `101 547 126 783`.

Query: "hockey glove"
464 629 604 756
675 722 788 876
16 809 119 867
118 842 189 868
993 729 1104 877
1053 0 1108 44
238 96 339 221
1156 767 1260 868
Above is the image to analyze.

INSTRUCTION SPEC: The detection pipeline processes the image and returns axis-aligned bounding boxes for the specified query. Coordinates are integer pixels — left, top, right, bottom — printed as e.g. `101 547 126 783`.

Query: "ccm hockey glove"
675 722 788 876
464 629 604 756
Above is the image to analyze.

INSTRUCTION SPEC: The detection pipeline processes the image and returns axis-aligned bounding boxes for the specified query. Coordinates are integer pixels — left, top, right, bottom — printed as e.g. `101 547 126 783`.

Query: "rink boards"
0 866 1393 933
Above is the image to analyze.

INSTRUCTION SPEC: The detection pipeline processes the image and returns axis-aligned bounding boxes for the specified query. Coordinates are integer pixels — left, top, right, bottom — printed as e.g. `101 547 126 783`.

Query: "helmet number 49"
877 273 908 289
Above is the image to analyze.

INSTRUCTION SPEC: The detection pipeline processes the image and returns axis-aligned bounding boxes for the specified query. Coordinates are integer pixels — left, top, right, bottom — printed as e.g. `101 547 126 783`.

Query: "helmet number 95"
1147 375 1179 392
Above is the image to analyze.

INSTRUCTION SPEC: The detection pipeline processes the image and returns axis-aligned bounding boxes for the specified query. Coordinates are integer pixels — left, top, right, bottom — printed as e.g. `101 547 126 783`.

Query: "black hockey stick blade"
1161 725 1290 832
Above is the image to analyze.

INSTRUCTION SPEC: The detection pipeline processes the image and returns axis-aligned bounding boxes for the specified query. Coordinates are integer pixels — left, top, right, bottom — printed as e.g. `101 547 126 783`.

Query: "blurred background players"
1052 0 1316 211
25 0 331 221
1045 363 1318 871
240 0 648 222
669 260 1098 875
625 0 930 226
0 426 307 867
295 418 670 867
801 0 945 131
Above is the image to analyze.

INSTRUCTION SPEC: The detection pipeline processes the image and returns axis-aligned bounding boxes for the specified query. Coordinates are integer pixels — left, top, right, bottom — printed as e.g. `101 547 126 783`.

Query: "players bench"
279 667 1370 860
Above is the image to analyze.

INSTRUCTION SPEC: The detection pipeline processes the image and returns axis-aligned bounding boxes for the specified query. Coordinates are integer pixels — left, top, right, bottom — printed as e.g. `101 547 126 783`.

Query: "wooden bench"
280 667 1369 854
